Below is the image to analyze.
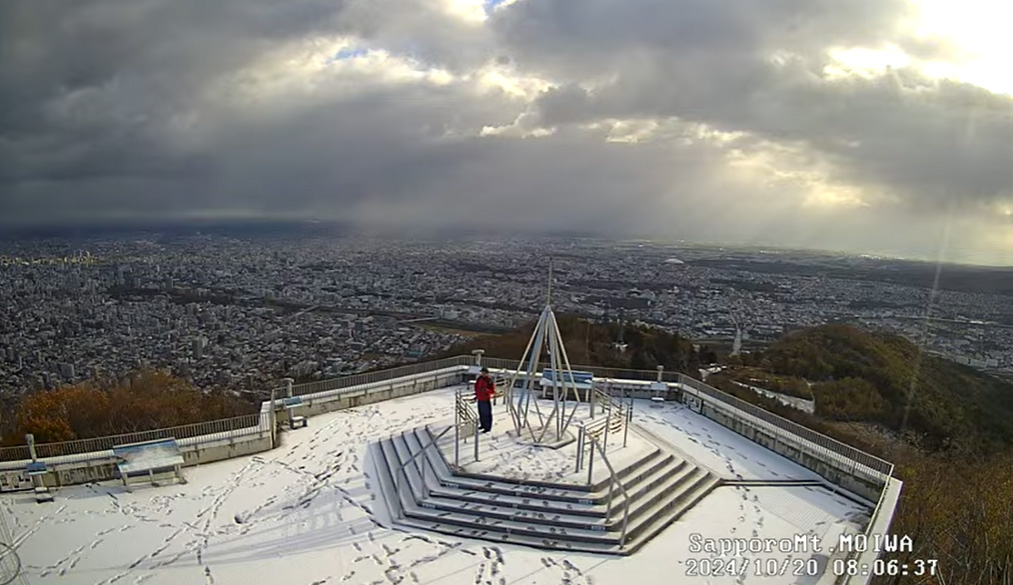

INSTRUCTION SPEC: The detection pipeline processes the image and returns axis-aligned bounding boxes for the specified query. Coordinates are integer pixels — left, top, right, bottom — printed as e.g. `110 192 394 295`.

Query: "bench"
113 439 185 491
282 396 308 429
649 381 668 403
26 462 54 502
540 369 593 400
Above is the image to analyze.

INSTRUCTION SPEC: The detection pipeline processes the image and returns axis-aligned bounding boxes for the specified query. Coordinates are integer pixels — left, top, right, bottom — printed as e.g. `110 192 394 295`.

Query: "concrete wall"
281 367 466 420
0 403 275 491
695 395 883 502
1 427 275 489
0 362 887 504
0 367 466 492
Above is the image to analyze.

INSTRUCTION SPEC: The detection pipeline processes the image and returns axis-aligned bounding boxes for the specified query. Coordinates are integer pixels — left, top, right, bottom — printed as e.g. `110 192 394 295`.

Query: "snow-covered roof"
6 386 872 585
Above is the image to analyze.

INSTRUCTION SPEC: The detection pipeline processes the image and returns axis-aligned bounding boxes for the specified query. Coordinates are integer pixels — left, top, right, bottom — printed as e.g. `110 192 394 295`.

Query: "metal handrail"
391 426 453 517
586 432 631 547
677 373 893 481
0 413 264 463
454 387 480 466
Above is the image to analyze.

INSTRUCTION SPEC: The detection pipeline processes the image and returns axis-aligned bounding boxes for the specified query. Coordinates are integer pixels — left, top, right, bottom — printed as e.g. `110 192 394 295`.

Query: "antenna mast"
547 257 553 305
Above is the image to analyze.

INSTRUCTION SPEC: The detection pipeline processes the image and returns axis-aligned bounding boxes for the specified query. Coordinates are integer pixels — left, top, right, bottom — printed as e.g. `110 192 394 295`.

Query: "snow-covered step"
407 426 704 524
401 497 622 546
393 516 624 555
422 425 662 495
402 428 710 534
624 474 723 554
386 433 598 513
603 457 692 514
381 437 624 545
418 494 612 531
403 430 601 503
626 469 715 532
380 437 612 531
414 426 671 503
373 425 723 556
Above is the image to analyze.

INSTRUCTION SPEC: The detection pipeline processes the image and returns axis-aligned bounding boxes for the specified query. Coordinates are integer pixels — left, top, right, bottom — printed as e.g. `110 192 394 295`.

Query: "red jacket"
474 375 496 402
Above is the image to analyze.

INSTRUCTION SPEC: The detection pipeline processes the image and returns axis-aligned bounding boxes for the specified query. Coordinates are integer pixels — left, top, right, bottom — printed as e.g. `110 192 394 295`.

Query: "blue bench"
281 396 308 429
541 369 593 385
25 462 53 502
540 369 594 399
113 438 185 490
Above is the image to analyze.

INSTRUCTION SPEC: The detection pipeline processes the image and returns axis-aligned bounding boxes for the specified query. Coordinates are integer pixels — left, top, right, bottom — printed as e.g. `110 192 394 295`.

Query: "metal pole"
474 420 479 462
624 396 632 448
587 437 594 485
454 388 460 467
547 309 582 437
548 321 563 441
269 385 277 447
575 428 583 473
602 393 612 453
284 377 294 428
512 309 547 433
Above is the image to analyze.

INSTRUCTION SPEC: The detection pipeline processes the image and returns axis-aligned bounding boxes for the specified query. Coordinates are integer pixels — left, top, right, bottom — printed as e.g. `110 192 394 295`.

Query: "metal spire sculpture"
503 258 587 443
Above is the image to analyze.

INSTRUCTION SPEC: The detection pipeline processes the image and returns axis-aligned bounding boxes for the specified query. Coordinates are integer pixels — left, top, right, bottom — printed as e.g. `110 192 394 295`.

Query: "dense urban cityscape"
2 230 1013 399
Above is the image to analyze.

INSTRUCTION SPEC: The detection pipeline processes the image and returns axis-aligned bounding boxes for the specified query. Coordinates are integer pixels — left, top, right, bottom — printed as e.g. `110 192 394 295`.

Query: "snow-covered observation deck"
0 355 899 585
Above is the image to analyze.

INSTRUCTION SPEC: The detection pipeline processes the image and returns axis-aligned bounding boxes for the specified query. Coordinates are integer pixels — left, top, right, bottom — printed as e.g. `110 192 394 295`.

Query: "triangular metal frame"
503 260 588 444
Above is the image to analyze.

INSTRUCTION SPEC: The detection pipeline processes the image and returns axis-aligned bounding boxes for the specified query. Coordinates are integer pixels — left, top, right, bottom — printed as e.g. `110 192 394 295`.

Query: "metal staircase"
370 424 721 555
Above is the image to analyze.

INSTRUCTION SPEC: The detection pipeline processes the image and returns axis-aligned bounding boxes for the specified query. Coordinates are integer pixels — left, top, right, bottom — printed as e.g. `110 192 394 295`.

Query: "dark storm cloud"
491 0 1013 211
1 0 1012 262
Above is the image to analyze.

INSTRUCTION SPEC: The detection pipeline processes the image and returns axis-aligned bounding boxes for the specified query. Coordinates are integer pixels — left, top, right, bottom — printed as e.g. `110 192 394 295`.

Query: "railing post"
606 476 614 516
474 420 480 462
623 393 632 448
454 388 461 468
471 349 484 367
283 377 295 429
269 384 278 448
602 396 611 452
586 438 594 486
575 427 583 473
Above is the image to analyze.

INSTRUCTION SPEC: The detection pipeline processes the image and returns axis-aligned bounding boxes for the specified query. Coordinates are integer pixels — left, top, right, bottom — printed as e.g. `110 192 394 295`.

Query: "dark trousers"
477 400 492 432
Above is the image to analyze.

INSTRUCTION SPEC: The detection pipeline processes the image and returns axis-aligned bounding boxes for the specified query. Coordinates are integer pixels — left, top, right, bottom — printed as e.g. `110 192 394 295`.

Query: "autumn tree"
7 369 256 444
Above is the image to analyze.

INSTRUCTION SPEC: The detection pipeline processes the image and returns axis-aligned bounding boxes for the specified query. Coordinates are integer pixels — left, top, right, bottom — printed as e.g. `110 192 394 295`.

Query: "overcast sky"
2 0 1013 263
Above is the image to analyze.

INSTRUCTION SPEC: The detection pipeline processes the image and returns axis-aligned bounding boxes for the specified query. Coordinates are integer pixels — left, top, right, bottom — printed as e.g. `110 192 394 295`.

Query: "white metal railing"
586 432 631 548
453 386 480 466
278 356 473 398
390 427 453 516
0 414 266 467
677 374 893 483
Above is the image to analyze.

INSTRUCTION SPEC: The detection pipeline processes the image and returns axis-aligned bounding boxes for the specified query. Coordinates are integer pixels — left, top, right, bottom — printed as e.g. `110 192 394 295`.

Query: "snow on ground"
636 401 827 482
5 386 868 585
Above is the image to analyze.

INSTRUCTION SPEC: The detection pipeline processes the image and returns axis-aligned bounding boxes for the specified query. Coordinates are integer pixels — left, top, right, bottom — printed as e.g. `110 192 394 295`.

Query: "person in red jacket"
474 367 496 433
